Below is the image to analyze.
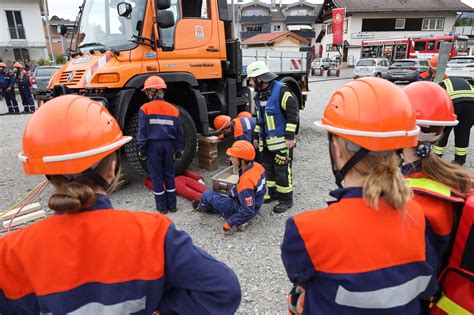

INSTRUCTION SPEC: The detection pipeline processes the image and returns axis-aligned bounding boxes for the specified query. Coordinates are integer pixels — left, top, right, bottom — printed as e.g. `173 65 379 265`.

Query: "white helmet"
246 61 277 82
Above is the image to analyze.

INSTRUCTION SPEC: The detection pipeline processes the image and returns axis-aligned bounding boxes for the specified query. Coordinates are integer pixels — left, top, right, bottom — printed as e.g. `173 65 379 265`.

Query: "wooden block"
198 135 220 143
199 158 219 171
3 210 46 228
199 149 218 159
1 202 42 220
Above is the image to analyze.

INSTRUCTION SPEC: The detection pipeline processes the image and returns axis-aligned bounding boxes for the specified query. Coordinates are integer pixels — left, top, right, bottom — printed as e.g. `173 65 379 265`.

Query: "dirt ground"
0 79 472 313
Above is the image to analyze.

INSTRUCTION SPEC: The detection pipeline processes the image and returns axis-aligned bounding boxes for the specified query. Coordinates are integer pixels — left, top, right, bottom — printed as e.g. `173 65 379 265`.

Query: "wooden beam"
1 203 42 220
3 210 46 229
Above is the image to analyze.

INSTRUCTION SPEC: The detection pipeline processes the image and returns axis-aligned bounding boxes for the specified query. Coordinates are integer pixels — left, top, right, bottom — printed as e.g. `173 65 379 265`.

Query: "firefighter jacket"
228 117 256 142
281 187 438 314
227 162 266 227
137 98 184 152
416 70 447 82
402 162 465 273
0 72 15 90
254 81 299 152
440 77 474 104
0 195 241 314
15 70 31 88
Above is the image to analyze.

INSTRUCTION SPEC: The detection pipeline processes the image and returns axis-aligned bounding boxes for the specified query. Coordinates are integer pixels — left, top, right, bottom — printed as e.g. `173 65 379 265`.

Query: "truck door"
157 0 222 80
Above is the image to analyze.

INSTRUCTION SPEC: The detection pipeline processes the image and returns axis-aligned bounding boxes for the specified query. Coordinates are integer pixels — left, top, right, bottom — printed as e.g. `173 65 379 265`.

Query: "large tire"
123 105 197 176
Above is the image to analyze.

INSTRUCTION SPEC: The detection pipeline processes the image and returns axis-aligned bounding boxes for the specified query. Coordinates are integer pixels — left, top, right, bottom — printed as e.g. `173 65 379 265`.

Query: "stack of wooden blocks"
198 135 220 171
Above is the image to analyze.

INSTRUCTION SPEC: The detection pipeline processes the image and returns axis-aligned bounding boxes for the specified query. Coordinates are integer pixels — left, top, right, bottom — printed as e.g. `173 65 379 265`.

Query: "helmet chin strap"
328 134 369 188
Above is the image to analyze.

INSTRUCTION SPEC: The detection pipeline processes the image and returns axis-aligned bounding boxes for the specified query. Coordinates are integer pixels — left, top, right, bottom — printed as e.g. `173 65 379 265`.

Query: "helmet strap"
82 168 111 191
328 134 369 188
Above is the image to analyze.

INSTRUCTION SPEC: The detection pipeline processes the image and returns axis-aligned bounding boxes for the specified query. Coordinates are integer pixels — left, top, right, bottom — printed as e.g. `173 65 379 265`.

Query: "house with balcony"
43 16 76 56
316 0 473 66
0 0 49 63
242 31 310 52
237 0 321 46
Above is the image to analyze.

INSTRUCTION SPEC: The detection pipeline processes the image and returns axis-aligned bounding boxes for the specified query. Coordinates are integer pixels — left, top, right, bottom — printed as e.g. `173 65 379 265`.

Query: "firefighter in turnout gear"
193 140 266 235
247 61 299 214
416 54 448 82
137 76 184 214
13 62 35 113
0 62 20 114
435 77 474 166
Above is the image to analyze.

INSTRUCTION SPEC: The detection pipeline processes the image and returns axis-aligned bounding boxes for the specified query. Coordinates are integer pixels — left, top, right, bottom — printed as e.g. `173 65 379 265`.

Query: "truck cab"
40 0 308 174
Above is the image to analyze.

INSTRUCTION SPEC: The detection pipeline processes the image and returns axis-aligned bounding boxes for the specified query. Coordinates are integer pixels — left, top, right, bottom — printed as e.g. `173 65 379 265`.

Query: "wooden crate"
212 166 239 195
198 136 220 171
199 157 219 171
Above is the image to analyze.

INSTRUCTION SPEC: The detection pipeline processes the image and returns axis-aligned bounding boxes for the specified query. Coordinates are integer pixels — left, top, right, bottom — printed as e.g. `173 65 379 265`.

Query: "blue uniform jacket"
227 162 266 226
228 117 256 142
137 98 184 152
281 187 438 314
0 195 241 314
0 73 15 90
16 72 31 88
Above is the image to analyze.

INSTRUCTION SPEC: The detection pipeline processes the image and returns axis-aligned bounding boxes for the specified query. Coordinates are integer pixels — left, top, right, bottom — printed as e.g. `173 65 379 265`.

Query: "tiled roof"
242 31 310 45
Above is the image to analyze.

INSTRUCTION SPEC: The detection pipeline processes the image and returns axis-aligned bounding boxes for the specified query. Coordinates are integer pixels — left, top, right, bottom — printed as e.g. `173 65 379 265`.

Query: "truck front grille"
59 70 86 85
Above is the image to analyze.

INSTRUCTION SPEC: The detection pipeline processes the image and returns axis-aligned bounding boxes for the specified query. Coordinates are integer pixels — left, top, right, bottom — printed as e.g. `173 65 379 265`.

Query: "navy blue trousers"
199 190 239 220
1 89 19 113
147 140 176 210
19 86 35 112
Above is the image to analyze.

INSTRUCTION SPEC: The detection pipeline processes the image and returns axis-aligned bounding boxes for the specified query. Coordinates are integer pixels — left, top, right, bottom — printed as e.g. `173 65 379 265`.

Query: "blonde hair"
335 136 412 210
48 154 120 213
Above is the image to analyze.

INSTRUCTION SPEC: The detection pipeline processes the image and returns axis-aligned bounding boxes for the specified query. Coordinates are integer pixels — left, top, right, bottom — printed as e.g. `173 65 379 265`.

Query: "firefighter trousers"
1 89 19 113
19 86 35 112
147 140 177 210
262 147 293 204
435 100 474 165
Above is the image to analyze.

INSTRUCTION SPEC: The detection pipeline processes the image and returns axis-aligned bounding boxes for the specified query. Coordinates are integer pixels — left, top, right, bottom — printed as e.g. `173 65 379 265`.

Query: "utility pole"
43 0 55 65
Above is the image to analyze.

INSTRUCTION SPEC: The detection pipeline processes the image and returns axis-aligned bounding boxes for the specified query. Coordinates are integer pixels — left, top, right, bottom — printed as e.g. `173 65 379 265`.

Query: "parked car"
386 59 430 82
353 58 391 79
445 56 474 81
32 66 61 95
311 58 332 70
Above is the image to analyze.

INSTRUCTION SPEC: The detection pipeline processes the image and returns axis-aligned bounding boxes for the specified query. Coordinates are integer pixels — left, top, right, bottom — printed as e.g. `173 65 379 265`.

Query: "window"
183 0 210 18
6 11 26 39
247 25 262 32
273 25 281 31
427 41 435 50
326 44 339 52
395 19 405 29
422 18 444 31
13 48 30 61
327 23 332 34
357 59 376 66
414 41 426 51
159 0 179 50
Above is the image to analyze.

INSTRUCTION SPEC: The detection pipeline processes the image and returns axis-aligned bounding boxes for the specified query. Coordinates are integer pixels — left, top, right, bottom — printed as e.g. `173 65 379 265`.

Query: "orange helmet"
142 76 167 90
19 95 132 175
0 62 6 68
226 140 255 161
214 115 232 131
237 111 252 119
315 77 419 151
13 62 22 69
404 81 458 128
429 55 439 69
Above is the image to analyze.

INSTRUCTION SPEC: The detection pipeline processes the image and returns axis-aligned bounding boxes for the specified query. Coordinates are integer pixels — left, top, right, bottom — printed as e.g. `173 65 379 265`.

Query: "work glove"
223 222 236 235
138 151 147 161
275 150 289 165
173 151 183 161
288 285 305 315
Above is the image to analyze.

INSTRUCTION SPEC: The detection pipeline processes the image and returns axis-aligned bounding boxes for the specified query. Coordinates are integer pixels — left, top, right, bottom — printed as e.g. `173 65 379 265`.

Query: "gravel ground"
0 80 472 313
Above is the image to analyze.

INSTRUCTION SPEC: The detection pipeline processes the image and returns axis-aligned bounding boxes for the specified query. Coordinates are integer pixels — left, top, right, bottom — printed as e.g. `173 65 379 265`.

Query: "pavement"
0 79 472 313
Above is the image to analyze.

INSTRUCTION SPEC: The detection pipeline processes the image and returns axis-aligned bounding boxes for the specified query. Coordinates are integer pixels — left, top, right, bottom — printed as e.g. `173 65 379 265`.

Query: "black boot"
192 200 205 212
168 207 178 213
273 201 293 214
263 193 277 204
158 208 169 214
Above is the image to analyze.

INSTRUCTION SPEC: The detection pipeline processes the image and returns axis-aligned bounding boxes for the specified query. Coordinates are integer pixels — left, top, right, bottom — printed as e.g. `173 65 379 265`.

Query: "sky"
47 0 474 21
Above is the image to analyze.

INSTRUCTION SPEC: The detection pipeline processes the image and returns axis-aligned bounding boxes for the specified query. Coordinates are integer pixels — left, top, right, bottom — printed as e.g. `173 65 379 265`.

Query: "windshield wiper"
78 43 120 56
130 35 156 50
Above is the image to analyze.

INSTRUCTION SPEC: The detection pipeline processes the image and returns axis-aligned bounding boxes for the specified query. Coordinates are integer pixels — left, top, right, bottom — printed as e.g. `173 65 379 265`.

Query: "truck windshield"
79 0 146 53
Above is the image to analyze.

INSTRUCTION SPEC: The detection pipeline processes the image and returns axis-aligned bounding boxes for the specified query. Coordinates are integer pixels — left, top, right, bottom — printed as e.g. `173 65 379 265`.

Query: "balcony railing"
240 15 272 23
292 30 316 39
286 16 316 24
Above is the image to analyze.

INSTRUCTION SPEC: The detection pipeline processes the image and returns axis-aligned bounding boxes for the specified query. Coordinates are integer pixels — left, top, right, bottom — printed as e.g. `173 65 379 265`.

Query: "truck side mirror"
117 2 133 18
156 0 171 10
157 10 175 29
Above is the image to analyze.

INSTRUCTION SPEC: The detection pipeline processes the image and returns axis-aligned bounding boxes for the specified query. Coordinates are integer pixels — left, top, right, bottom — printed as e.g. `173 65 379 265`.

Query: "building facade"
43 17 75 56
237 0 320 46
0 0 49 63
317 0 473 66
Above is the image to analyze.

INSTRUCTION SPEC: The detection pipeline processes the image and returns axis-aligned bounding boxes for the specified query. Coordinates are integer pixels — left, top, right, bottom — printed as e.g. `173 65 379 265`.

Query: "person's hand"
286 139 296 150
138 151 147 161
174 151 183 161
223 222 236 235
288 285 305 315
253 139 259 149
275 150 289 165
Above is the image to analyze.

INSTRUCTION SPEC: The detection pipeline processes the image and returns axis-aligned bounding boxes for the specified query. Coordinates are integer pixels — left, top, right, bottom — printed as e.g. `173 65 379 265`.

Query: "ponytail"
335 136 412 210
421 152 472 194
46 153 119 213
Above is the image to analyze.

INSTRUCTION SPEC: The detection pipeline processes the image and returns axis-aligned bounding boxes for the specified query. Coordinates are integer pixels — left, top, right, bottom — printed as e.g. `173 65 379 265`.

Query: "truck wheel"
123 105 197 176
